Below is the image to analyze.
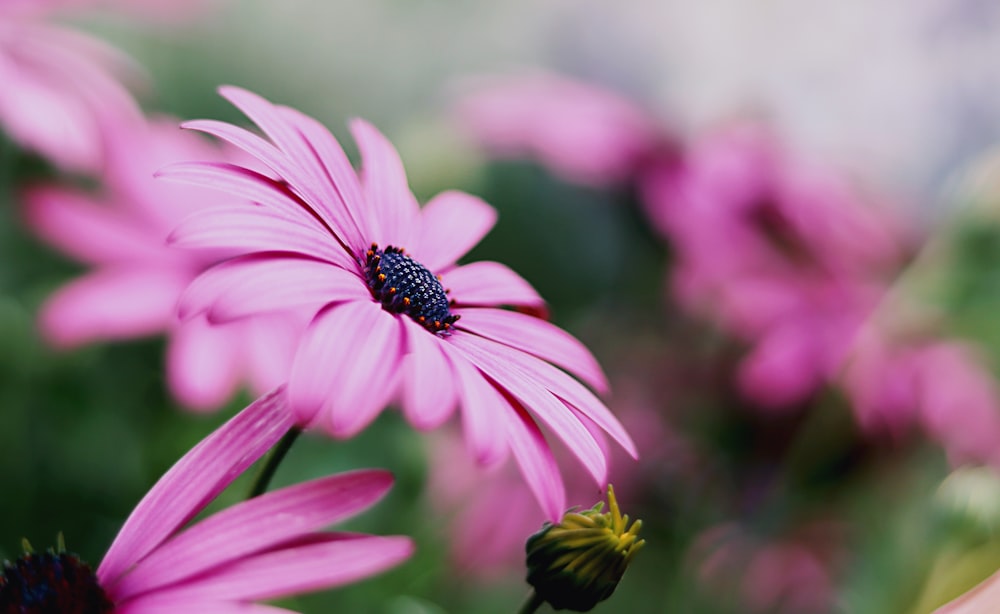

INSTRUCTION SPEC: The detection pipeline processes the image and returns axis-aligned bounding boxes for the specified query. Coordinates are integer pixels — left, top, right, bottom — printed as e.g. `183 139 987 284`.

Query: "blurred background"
6 0 1000 612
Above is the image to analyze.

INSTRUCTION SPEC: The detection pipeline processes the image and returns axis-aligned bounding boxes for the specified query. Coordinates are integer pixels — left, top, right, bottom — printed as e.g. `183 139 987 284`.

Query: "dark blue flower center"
364 244 459 334
1 549 113 614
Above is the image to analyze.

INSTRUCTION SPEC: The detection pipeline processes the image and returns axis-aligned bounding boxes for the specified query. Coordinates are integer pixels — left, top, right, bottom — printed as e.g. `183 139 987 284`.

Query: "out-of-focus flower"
524 484 644 612
0 388 414 612
640 122 911 410
24 117 306 410
454 72 668 186
688 521 842 614
0 1 142 172
162 86 636 521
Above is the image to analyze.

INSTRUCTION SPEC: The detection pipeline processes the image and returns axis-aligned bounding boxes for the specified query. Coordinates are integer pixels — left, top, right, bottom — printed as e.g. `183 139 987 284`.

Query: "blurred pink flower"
641 123 910 410
0 2 142 171
24 116 306 410
12 387 412 612
161 86 636 521
454 72 666 186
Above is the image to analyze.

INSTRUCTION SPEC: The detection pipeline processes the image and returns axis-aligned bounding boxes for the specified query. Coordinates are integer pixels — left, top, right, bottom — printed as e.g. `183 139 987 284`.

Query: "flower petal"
500 400 566 522
118 597 294 614
168 206 352 269
110 470 394 601
446 348 510 467
441 261 545 309
289 301 403 435
415 190 498 272
144 534 413 603
38 267 188 347
350 118 420 249
98 388 294 587
179 254 365 322
457 307 608 393
400 318 459 430
449 333 607 487
165 318 242 412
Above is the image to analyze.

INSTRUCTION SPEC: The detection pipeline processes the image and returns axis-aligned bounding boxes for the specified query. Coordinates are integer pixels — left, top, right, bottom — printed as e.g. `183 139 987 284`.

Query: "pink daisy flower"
0 1 142 171
0 388 414 612
161 86 637 520
24 116 306 410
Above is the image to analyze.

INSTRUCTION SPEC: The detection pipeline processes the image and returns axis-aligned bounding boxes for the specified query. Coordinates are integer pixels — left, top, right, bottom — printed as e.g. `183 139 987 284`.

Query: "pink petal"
500 400 566 522
146 535 414 603
455 330 637 459
168 206 353 269
400 318 459 430
457 307 608 393
111 470 393 601
179 255 365 322
289 301 403 435
38 267 188 347
441 261 545 309
934 566 1000 613
414 190 497 272
218 87 369 254
239 312 309 397
445 347 510 466
22 186 164 265
119 597 294 614
276 105 372 253
155 161 322 228
448 333 607 486
98 388 294 587
165 318 242 412
349 118 420 249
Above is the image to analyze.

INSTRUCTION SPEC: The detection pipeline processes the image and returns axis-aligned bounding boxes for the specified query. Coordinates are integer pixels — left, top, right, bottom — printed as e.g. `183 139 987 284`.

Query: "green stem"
247 426 302 499
517 590 545 614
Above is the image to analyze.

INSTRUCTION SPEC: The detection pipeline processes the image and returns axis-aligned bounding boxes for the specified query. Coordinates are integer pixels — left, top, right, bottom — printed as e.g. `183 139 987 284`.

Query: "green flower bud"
525 485 645 612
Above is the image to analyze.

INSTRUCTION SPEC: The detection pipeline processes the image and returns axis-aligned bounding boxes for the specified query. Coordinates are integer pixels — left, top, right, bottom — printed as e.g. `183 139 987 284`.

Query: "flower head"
0 388 413 612
24 117 306 410
524 485 644 612
161 86 637 519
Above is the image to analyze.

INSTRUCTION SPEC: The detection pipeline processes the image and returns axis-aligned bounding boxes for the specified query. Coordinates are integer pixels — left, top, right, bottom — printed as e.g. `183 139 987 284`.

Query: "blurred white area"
105 0 1000 210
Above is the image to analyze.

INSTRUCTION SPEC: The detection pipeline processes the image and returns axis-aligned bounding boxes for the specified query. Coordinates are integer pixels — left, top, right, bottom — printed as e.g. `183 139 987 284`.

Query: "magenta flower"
0 2 142 171
0 388 413 612
161 86 637 520
24 117 306 410
455 72 663 186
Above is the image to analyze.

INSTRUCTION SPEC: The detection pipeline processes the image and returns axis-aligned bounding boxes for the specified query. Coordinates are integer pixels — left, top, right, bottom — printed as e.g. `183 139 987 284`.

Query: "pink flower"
24 116 305 410
640 123 910 410
161 86 637 520
0 2 141 171
0 388 414 612
455 72 665 186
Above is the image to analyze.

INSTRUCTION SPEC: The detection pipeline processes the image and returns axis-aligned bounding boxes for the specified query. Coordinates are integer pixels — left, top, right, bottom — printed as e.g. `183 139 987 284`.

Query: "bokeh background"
6 1 1000 612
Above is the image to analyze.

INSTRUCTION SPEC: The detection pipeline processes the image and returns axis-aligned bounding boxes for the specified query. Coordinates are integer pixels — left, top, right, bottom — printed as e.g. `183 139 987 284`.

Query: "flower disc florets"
364 243 459 334
525 485 644 611
0 539 113 614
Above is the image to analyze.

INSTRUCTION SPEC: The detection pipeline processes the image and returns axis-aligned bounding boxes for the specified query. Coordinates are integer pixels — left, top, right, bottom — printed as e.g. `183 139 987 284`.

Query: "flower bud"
525 485 644 611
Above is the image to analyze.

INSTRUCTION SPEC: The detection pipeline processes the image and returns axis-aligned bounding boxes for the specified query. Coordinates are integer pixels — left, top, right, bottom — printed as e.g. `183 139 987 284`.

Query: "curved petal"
98 388 294 587
415 190 498 272
289 301 403 435
349 118 420 249
22 186 164 265
500 400 566 522
457 330 637 459
441 261 545 309
448 333 607 487
445 347 509 467
165 318 243 412
219 87 369 254
147 534 414 603
179 254 365 322
457 308 608 393
110 470 394 601
118 597 293 614
39 267 188 347
400 318 459 430
168 206 352 269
